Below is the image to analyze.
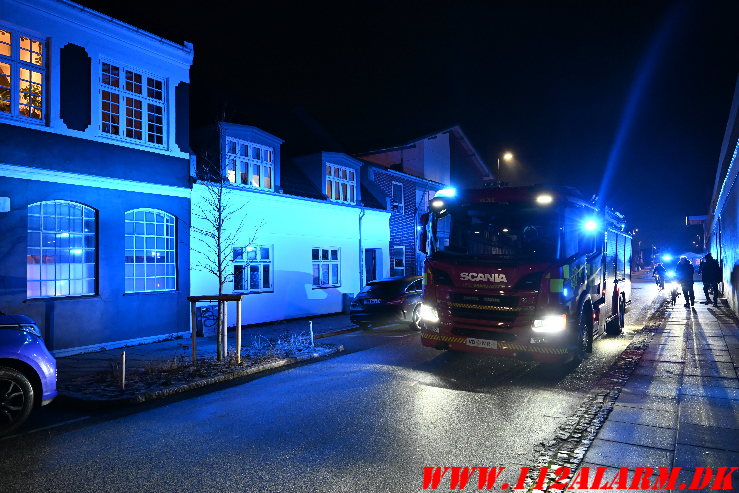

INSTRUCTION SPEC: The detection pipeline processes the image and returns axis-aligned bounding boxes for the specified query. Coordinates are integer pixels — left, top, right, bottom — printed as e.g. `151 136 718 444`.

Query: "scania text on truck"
418 186 631 365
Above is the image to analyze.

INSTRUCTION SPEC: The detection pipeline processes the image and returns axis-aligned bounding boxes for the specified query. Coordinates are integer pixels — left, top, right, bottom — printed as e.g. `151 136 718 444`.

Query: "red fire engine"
418 185 631 365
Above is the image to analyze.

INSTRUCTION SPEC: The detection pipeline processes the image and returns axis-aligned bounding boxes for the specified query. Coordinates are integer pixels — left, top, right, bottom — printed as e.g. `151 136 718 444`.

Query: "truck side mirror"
419 230 428 255
420 212 429 226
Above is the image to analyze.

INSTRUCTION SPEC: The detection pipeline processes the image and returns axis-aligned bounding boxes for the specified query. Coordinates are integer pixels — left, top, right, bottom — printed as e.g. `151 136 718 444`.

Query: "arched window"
124 209 176 292
27 201 96 298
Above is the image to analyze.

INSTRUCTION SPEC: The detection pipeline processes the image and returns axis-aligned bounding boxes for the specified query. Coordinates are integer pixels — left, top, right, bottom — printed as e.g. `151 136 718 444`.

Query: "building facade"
190 123 391 326
356 126 491 276
707 75 739 316
0 0 193 354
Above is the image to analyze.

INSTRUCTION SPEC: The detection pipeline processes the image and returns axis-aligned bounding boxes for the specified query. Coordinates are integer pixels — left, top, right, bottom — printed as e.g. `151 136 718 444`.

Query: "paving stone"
677 422 739 452
615 391 677 413
674 444 739 468
596 420 676 450
608 404 678 429
634 361 684 378
678 395 739 429
583 439 672 469
683 361 737 379
621 375 680 399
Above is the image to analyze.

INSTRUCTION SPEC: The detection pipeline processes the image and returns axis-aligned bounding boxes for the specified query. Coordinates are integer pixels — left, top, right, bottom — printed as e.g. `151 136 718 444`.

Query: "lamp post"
496 152 514 185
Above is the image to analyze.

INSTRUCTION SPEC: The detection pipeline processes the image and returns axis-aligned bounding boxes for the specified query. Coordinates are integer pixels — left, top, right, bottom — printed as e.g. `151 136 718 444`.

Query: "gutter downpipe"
359 206 365 287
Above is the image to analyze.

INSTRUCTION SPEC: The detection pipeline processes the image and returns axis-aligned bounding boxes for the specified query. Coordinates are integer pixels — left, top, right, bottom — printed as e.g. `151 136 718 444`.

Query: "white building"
190 123 391 326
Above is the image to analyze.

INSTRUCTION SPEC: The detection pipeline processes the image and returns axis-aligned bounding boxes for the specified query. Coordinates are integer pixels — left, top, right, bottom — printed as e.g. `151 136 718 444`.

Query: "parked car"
350 276 423 329
0 313 57 436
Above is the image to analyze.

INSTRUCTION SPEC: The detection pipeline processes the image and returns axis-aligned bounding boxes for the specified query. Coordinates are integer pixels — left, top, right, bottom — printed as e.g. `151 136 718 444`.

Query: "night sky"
77 0 738 251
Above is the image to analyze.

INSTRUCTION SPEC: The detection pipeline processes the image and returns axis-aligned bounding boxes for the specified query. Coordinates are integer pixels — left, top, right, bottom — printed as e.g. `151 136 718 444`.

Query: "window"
225 137 274 190
27 201 95 298
325 163 356 204
406 279 422 293
124 209 176 292
392 246 405 276
233 245 273 293
0 27 45 121
391 182 404 214
100 61 165 146
312 247 340 287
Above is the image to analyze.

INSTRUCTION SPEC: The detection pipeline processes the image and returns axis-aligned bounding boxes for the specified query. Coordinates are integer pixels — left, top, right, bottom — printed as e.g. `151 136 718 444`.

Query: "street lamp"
497 152 514 185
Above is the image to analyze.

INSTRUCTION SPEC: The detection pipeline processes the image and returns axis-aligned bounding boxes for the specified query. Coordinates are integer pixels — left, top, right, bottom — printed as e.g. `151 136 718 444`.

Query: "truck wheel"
618 295 626 328
0 367 35 437
572 308 593 366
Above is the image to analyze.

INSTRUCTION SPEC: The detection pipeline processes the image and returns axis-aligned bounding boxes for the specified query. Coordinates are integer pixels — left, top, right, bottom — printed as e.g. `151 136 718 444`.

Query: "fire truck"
418 185 631 365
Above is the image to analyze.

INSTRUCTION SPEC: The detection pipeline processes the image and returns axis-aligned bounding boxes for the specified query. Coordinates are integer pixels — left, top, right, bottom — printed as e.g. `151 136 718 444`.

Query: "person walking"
676 256 695 307
699 252 721 306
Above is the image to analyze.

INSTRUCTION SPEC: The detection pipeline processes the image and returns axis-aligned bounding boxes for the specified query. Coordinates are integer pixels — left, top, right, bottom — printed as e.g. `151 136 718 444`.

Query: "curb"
55 345 345 410
314 326 361 339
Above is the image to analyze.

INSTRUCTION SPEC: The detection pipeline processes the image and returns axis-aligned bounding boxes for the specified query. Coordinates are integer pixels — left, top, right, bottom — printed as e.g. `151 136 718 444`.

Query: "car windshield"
359 280 406 296
434 202 559 261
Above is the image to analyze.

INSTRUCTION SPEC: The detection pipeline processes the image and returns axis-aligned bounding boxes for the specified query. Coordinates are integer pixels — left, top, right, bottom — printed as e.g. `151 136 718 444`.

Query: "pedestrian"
676 256 695 307
698 252 721 306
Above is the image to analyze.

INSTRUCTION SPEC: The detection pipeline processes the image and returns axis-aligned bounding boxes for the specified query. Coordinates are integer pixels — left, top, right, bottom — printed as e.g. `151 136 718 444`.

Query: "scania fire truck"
418 186 631 365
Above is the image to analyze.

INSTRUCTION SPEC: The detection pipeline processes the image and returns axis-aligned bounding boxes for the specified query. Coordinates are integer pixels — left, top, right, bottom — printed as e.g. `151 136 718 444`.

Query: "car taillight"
386 298 404 305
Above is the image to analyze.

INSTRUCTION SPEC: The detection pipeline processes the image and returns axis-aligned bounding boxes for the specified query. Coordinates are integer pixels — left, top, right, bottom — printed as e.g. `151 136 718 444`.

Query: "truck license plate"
466 338 497 349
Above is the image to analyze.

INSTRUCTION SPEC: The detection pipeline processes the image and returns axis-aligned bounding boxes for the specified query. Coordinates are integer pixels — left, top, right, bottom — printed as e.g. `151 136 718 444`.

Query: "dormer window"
326 163 356 204
225 137 274 190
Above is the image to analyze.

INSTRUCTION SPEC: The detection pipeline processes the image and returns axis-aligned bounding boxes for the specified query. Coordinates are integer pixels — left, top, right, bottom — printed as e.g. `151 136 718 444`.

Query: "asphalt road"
0 274 664 493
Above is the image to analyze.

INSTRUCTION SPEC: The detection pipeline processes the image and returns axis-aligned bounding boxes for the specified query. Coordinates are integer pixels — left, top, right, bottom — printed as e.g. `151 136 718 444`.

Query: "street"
1 274 665 492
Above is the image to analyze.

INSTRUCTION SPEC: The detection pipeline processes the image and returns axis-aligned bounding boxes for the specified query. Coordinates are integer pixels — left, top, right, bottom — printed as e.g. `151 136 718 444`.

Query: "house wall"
0 0 193 354
190 184 390 326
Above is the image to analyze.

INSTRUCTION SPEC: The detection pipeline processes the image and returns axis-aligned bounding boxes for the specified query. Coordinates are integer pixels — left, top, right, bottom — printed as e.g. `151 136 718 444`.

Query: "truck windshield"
434 202 559 260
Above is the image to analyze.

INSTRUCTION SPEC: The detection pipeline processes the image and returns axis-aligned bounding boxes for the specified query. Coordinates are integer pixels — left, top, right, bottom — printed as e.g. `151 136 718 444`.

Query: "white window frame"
124 209 176 293
233 245 273 293
312 247 340 288
27 200 96 298
99 59 166 148
224 137 274 190
325 163 356 204
391 181 404 214
0 25 46 123
392 245 405 276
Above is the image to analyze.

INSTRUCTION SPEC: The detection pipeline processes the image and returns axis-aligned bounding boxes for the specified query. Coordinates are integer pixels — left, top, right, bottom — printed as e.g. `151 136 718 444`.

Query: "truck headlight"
532 314 567 333
419 304 439 323
19 323 42 337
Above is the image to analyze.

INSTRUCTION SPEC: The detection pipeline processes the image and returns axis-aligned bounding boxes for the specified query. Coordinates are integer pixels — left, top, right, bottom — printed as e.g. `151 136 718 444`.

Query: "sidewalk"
575 298 739 491
55 313 356 402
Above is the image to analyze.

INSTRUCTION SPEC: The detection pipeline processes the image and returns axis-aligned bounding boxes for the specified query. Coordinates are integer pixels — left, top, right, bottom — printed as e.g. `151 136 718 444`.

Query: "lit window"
224 137 274 190
391 182 404 214
312 247 340 287
233 245 273 293
100 61 165 146
27 201 95 298
392 246 405 276
0 27 45 121
124 209 176 292
325 163 356 204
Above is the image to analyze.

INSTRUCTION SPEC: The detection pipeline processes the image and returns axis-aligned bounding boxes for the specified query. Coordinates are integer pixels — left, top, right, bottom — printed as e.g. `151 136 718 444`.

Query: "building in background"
356 126 491 276
707 75 739 315
0 0 193 354
190 123 390 327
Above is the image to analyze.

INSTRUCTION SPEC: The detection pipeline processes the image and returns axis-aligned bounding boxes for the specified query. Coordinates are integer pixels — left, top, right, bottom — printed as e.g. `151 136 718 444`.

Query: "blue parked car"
0 313 57 436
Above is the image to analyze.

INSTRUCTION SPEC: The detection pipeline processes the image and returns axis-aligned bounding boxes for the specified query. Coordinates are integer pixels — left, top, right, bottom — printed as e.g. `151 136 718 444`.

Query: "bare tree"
191 154 261 360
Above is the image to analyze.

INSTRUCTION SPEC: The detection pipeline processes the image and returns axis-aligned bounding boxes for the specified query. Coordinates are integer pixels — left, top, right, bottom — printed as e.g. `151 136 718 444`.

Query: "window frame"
391 181 404 214
312 247 341 288
325 163 356 204
99 59 167 148
0 25 46 123
392 245 406 277
224 137 274 191
233 245 274 293
27 200 97 299
124 208 177 293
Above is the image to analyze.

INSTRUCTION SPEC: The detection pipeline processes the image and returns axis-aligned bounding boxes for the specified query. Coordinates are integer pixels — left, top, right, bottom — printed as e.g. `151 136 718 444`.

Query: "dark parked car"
0 313 57 436
350 276 423 329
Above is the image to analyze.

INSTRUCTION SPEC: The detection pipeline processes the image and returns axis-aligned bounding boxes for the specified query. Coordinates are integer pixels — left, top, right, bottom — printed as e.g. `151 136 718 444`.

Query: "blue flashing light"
583 219 598 232
435 188 456 198
666 270 676 278
662 254 673 262
563 288 569 297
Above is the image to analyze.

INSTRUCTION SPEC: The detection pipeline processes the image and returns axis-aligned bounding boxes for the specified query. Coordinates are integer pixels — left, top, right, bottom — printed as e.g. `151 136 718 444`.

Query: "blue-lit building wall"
0 0 194 354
